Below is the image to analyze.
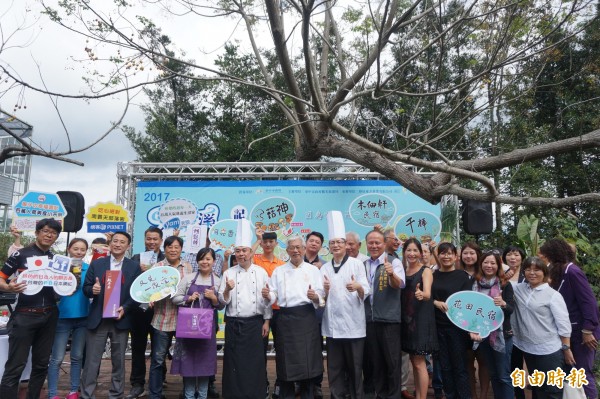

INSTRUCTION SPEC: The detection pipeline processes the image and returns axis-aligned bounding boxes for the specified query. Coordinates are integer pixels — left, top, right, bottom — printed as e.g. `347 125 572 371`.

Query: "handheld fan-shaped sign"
349 194 396 227
130 266 181 304
13 191 67 231
86 202 131 233
208 219 239 251
18 255 77 296
394 211 441 243
250 197 296 233
445 291 504 338
158 198 198 230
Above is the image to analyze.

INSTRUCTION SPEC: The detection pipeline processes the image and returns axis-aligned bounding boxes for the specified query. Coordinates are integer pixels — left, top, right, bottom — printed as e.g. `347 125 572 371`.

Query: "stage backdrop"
133 180 441 259
134 179 441 339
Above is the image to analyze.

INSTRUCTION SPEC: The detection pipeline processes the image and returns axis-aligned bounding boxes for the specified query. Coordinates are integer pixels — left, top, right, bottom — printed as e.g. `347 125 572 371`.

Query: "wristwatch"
561 344 570 351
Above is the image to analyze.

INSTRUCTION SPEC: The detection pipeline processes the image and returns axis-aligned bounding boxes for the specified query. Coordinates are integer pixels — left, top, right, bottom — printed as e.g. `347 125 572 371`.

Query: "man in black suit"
80 231 142 399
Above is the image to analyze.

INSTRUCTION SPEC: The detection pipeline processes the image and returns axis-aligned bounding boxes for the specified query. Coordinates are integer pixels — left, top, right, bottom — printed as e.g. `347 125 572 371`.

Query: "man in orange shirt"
253 231 285 277
253 230 286 399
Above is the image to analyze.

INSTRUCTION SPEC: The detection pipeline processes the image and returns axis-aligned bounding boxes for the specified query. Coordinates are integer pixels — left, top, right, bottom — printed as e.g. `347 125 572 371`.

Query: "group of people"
0 213 597 399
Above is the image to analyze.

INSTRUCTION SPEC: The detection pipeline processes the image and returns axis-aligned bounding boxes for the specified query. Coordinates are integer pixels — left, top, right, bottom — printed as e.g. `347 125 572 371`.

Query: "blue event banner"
132 180 441 259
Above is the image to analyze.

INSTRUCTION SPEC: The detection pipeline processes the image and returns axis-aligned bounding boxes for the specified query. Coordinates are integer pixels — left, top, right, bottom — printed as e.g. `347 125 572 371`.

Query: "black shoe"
271 383 280 399
207 381 220 398
125 385 147 399
314 385 323 399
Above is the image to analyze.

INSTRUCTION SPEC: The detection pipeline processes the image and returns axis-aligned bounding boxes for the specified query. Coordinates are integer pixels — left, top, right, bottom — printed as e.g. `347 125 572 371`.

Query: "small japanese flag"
27 256 50 271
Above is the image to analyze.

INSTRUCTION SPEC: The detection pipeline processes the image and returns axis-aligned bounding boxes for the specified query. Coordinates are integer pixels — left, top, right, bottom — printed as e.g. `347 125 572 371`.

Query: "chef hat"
235 218 254 248
327 211 346 241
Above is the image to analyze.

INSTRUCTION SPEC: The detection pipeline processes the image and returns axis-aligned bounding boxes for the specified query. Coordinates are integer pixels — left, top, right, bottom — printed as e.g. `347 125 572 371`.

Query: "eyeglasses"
328 240 346 246
385 237 400 242
39 229 58 237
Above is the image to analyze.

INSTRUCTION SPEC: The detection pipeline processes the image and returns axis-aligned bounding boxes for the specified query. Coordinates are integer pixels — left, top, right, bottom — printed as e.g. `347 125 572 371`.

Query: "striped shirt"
151 259 194 332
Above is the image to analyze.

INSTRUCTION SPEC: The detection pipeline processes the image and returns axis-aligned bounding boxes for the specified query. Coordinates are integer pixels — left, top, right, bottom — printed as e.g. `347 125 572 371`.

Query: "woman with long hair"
539 239 599 399
501 245 527 399
401 238 438 399
459 242 481 277
459 242 489 399
47 238 90 399
471 250 515 399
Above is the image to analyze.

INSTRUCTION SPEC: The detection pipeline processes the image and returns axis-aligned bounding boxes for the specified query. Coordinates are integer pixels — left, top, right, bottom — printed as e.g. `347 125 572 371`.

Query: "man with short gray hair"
346 231 369 262
262 236 325 399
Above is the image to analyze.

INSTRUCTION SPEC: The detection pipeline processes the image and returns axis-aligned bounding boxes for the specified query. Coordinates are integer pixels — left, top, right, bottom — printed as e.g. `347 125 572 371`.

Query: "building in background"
0 110 32 232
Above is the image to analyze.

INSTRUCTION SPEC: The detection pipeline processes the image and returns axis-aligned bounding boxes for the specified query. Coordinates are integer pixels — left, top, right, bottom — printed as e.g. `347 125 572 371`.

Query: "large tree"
124 43 297 162
1 0 599 206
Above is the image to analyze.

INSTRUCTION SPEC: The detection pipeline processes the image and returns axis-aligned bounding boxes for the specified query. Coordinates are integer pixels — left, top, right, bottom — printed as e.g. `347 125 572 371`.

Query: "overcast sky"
0 0 271 240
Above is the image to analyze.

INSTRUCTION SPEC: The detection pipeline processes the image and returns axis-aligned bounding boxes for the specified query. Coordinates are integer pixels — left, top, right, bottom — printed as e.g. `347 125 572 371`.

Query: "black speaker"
462 199 493 235
57 191 85 232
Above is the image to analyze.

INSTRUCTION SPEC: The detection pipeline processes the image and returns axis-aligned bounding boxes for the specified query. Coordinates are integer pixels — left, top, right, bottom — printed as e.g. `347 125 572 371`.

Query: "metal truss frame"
116 161 439 233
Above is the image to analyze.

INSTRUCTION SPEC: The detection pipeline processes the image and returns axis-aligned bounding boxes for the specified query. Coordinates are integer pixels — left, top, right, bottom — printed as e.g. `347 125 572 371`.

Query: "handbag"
175 273 214 339
563 381 586 399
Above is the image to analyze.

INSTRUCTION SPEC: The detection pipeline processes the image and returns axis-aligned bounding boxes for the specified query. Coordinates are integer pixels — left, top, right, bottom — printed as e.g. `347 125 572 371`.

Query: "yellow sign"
86 202 131 233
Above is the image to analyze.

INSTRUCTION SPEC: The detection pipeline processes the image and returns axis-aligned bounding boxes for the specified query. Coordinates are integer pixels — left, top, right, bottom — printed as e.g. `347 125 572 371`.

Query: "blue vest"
58 262 91 319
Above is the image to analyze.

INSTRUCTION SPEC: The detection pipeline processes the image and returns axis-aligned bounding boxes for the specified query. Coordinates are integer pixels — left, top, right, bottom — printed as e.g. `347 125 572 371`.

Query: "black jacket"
83 256 142 330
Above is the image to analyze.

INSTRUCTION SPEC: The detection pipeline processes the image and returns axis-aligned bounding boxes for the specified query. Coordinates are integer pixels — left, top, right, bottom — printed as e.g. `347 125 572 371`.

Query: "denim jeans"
148 328 174 399
47 317 88 398
479 336 514 399
437 325 471 399
183 376 209 399
431 353 444 393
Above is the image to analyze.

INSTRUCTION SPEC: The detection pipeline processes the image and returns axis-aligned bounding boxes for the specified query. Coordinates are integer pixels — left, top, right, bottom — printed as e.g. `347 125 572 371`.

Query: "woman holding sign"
172 248 224 399
460 242 490 399
401 238 438 399
470 250 515 399
431 242 473 399
47 238 90 399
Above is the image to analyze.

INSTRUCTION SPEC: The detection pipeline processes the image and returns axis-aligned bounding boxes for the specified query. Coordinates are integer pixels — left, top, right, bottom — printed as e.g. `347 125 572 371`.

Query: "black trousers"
280 379 314 399
0 307 59 399
326 337 365 399
437 324 471 399
522 350 564 399
512 344 527 399
129 305 154 387
263 309 280 389
366 322 402 399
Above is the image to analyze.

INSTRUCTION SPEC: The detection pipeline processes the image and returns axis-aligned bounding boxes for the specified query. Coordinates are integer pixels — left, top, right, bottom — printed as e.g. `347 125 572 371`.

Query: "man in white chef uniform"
262 235 325 399
219 219 272 399
321 211 370 399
